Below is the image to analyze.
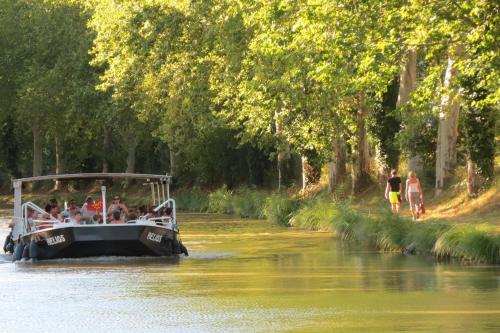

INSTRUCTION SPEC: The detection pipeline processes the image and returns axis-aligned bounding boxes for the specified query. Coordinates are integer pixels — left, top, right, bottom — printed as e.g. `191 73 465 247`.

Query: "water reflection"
0 213 499 333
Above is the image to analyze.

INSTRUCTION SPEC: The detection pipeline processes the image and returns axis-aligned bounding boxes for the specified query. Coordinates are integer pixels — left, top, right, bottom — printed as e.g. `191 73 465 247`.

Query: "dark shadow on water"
12 255 183 271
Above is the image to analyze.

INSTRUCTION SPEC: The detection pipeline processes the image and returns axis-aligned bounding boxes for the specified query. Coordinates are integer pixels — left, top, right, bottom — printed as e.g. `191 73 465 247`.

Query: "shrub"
434 224 500 263
331 205 367 241
403 220 451 254
208 186 233 214
231 187 267 218
289 200 341 231
263 194 300 226
174 188 209 212
373 213 412 252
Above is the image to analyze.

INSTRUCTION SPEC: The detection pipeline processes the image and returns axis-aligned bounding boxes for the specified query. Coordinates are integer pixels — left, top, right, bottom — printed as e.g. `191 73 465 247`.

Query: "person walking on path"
385 169 403 214
405 171 423 221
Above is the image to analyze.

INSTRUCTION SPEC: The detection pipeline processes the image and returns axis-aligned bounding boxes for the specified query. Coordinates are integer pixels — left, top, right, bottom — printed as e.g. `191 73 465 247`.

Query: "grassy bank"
287 199 499 264
1 180 498 264
172 186 500 264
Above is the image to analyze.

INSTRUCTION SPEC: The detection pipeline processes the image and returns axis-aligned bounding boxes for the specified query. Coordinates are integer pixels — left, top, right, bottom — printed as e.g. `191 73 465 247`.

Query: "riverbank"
169 183 499 264
1 179 498 264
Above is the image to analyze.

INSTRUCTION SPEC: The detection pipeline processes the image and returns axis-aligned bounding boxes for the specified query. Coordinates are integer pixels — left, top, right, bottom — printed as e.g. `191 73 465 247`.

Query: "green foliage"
434 225 500 264
461 74 497 181
262 194 301 226
173 188 209 212
403 221 451 254
369 77 401 169
178 186 267 218
0 0 498 194
289 201 340 231
230 187 268 219
270 194 499 263
208 186 233 214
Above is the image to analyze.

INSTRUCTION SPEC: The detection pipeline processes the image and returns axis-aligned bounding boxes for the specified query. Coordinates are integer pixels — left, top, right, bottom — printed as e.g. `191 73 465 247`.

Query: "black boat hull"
19 224 187 260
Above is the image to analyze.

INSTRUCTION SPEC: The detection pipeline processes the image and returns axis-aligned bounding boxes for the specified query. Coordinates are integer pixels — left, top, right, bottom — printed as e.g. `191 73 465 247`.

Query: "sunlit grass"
266 196 500 263
434 224 500 263
263 193 301 226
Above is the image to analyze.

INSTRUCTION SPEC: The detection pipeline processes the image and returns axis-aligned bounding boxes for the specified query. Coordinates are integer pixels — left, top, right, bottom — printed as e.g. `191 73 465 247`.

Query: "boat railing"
21 201 59 233
153 198 177 227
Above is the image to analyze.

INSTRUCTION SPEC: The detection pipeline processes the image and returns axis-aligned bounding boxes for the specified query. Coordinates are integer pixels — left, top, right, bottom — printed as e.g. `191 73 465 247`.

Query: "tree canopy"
0 0 497 194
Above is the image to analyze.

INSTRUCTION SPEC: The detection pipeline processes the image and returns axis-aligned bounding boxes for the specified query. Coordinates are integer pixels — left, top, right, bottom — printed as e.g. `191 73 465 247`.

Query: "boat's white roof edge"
14 173 171 183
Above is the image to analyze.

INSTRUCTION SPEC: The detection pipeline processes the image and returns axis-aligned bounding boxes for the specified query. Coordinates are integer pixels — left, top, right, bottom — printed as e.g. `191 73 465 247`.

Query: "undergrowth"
175 187 500 264
282 199 499 264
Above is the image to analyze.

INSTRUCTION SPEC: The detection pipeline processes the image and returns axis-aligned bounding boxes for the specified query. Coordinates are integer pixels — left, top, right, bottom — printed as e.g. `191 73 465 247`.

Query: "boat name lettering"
46 235 66 246
147 232 162 243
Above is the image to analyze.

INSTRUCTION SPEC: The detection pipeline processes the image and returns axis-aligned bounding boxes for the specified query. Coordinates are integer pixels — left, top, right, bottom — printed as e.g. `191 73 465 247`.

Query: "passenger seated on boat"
48 206 62 221
164 207 173 218
81 196 97 220
110 211 125 224
66 199 79 217
127 212 137 222
61 210 71 223
137 205 148 218
143 207 159 220
89 214 100 224
73 211 84 225
26 209 37 231
107 195 129 219
44 198 60 217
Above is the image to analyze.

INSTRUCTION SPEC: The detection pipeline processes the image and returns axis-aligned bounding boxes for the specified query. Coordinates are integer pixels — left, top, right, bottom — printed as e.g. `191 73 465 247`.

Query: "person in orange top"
81 196 97 220
404 171 423 221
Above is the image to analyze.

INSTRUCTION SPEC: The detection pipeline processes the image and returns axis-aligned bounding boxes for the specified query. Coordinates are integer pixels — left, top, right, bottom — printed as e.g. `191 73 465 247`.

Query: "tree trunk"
32 127 42 177
125 131 136 174
102 128 110 173
54 134 63 190
277 143 291 191
375 146 389 185
275 109 291 191
328 139 347 191
435 45 463 195
301 155 321 191
352 96 371 195
169 146 175 176
398 49 422 173
408 155 423 174
467 158 480 197
397 50 417 106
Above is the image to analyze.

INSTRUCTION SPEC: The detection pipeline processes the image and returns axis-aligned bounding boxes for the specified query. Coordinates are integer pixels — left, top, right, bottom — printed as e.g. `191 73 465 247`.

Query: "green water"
0 213 499 332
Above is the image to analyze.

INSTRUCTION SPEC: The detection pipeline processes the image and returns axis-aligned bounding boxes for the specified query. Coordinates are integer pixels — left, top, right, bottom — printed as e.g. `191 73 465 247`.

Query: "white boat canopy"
11 173 172 240
13 173 170 183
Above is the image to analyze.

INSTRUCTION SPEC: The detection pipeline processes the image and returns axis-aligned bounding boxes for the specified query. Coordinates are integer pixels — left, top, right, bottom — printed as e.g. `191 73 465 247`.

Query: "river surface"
0 213 499 333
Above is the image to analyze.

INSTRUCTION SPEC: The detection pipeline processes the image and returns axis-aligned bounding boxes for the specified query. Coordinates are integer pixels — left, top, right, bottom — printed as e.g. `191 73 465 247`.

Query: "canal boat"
4 173 188 261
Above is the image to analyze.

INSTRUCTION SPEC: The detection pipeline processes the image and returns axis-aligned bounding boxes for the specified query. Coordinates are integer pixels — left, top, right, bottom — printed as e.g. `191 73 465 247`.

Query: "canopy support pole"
101 186 107 224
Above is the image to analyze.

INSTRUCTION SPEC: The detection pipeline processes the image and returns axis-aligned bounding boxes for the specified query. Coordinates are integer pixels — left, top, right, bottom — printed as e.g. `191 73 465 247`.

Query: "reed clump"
177 186 267 218
174 187 500 264
174 188 209 212
434 224 500 263
265 196 499 263
263 194 302 226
